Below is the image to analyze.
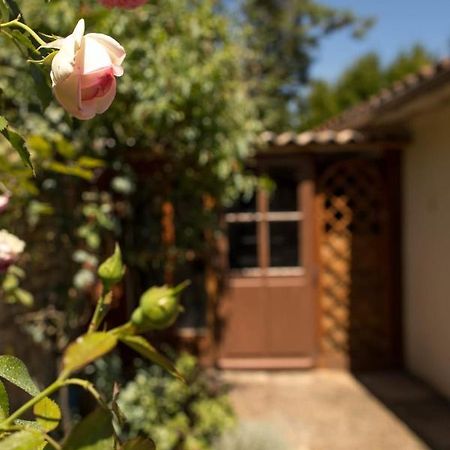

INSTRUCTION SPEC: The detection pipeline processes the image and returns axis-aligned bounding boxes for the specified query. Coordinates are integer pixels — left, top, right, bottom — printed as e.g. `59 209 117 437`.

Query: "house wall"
404 101 450 398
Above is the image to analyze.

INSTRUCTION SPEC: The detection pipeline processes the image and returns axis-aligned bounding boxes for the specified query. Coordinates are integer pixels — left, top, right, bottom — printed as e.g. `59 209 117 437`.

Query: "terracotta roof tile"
260 129 365 147
321 57 450 130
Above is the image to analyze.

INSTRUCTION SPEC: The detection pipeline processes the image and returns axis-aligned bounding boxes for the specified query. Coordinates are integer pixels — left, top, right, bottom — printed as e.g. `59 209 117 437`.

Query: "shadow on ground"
356 371 450 450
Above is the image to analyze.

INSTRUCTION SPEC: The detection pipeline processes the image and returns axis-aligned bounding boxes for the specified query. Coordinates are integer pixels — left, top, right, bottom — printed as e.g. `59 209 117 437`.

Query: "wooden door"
217 160 317 369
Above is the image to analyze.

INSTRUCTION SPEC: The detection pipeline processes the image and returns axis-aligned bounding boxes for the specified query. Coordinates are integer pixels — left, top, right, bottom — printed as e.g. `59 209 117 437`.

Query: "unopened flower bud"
133 281 189 331
98 244 125 290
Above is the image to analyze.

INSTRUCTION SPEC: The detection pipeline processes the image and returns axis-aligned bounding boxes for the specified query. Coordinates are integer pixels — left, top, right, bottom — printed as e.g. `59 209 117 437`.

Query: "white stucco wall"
404 101 450 398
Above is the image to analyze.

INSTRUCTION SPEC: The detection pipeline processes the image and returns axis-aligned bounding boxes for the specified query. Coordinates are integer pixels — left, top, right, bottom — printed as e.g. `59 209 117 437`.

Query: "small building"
202 59 450 398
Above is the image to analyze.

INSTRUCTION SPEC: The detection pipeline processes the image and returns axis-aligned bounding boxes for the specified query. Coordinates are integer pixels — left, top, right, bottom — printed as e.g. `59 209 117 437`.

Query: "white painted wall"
404 101 450 398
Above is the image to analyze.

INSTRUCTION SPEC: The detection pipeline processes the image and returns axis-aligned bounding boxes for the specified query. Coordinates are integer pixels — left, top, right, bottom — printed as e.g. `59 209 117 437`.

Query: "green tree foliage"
238 0 374 130
11 0 259 196
385 44 434 84
300 44 434 130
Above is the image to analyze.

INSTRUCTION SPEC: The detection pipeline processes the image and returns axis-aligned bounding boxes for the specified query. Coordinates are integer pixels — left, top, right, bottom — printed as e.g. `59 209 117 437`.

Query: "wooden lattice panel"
318 159 386 367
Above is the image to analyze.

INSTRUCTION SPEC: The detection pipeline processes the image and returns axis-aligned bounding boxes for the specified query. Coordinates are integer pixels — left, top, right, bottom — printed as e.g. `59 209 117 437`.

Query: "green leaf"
7 266 25 279
0 380 9 420
28 50 57 66
98 244 125 290
0 1 9 22
4 0 20 18
14 289 34 307
14 419 42 431
0 430 45 450
46 162 93 181
62 408 114 450
10 30 38 55
27 135 51 157
118 335 184 382
122 437 156 450
0 116 7 133
55 137 76 159
2 273 19 292
0 356 39 396
62 333 117 375
29 64 52 110
1 127 34 173
33 397 61 432
77 157 105 169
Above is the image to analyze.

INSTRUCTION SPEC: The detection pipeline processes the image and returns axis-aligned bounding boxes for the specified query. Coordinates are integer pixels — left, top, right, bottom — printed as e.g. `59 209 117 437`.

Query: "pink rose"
48 19 126 120
99 0 148 8
0 195 9 213
0 230 25 273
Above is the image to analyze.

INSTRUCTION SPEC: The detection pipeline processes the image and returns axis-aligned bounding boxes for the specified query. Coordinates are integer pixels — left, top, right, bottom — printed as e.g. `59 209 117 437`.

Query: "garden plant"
0 0 193 448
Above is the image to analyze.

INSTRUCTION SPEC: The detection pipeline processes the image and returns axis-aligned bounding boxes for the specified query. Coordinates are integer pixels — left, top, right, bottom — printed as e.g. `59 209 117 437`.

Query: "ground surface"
223 370 450 450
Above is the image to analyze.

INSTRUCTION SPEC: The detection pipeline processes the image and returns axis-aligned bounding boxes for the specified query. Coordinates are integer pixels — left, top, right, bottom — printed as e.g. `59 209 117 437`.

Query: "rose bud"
0 230 25 273
99 0 148 8
98 244 125 291
139 286 182 330
0 195 9 214
47 19 126 120
132 282 189 331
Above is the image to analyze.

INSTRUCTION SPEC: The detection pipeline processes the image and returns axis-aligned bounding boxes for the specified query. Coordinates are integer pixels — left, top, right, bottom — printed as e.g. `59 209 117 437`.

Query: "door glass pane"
269 221 301 267
228 222 258 269
269 171 298 212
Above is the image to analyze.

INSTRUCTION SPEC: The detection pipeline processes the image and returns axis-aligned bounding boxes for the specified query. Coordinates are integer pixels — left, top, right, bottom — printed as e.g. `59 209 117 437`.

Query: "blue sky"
311 0 450 81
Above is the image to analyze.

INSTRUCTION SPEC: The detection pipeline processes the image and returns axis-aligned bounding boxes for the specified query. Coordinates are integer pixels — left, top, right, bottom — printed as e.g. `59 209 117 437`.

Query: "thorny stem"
110 321 136 337
42 433 62 450
64 378 109 411
0 16 47 47
88 289 112 333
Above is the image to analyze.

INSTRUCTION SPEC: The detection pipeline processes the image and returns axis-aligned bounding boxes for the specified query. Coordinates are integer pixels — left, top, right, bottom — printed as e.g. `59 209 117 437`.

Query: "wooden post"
161 200 176 285
200 194 220 367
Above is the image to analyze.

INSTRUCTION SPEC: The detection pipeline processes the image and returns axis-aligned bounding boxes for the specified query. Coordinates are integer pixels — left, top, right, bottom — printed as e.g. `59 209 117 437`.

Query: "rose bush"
47 19 126 120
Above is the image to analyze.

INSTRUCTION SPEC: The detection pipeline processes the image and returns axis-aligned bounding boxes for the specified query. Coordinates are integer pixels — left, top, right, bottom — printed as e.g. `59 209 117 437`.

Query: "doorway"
217 159 317 369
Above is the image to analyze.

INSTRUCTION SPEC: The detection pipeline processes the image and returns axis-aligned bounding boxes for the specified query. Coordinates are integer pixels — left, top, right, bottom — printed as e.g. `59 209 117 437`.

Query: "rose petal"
72 19 85 49
81 76 117 116
80 67 114 100
80 35 115 74
51 36 76 84
53 72 81 117
50 19 86 84
85 33 126 74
